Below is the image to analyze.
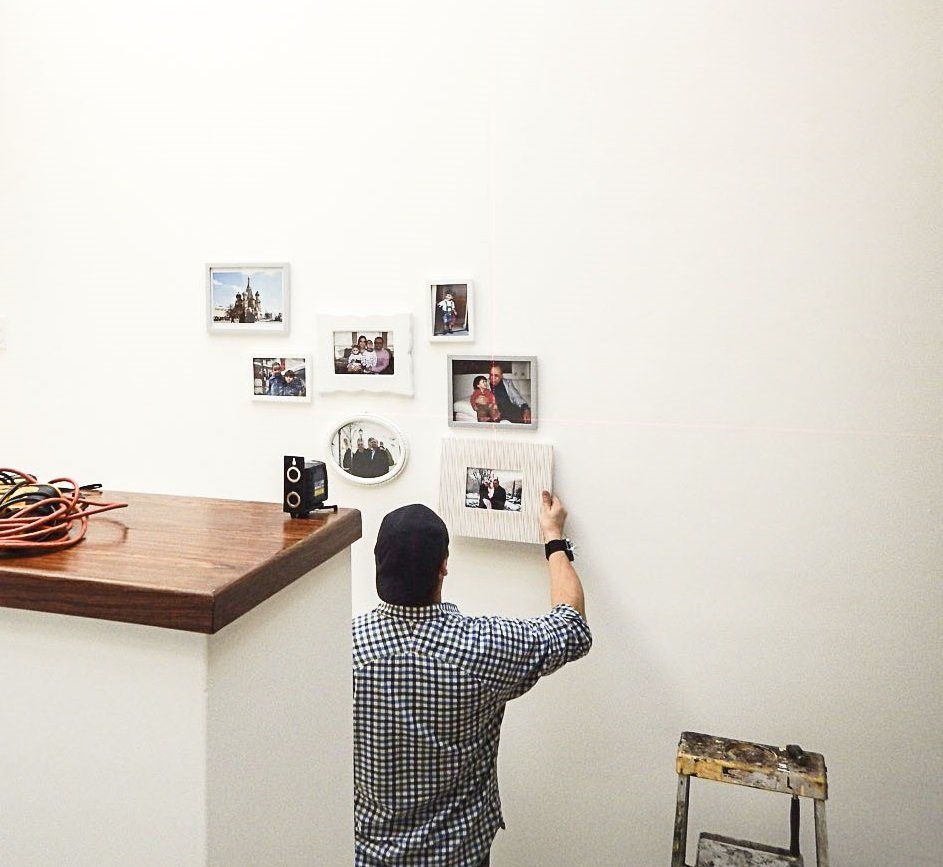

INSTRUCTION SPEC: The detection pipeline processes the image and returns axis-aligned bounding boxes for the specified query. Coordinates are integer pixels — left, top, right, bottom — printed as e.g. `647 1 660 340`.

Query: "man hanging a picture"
353 492 589 865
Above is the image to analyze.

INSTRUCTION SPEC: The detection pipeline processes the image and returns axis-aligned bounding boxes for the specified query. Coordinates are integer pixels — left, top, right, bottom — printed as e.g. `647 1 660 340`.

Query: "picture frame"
206 263 290 334
251 354 311 403
430 280 474 342
316 314 414 395
438 437 553 544
326 414 409 487
447 355 538 429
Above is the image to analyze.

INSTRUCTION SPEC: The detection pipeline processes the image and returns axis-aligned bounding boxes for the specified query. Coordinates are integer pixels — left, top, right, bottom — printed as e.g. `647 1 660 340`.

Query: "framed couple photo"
439 438 553 544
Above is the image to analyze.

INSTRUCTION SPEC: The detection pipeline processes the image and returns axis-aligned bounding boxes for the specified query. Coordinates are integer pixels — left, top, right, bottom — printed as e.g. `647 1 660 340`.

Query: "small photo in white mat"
252 356 310 402
207 263 289 334
430 282 473 341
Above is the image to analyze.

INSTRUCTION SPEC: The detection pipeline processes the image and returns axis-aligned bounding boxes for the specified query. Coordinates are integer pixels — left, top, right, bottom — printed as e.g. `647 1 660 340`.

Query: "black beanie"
375 504 449 606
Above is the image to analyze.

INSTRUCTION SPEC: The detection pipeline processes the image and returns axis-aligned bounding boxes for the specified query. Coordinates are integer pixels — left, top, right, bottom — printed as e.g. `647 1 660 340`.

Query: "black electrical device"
283 456 335 518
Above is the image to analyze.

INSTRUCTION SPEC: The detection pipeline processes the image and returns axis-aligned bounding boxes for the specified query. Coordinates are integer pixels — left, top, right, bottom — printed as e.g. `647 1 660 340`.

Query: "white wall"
2 2 941 864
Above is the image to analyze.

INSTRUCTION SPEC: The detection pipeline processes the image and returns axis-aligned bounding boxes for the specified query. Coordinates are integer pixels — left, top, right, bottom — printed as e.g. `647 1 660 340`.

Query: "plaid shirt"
353 601 592 866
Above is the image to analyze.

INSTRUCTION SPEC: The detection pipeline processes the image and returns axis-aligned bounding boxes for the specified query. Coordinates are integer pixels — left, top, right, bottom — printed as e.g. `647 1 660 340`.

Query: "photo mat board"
326 414 408 486
252 355 310 402
448 356 537 429
316 314 413 395
439 438 552 544
206 263 289 334
430 281 473 341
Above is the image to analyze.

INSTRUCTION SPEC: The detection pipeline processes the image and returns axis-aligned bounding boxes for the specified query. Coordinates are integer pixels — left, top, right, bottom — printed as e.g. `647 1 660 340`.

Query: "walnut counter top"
0 491 362 633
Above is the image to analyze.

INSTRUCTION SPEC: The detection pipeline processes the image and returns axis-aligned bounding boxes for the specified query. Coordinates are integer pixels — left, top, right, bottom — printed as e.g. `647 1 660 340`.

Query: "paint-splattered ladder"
671 731 829 867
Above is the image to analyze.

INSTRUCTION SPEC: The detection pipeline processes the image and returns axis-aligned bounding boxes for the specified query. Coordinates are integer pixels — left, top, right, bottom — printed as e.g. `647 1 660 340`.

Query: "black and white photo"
327 415 408 485
465 467 523 512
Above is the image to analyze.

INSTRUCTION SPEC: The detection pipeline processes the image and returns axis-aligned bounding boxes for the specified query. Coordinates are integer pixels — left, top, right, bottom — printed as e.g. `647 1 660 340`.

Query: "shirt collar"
376 601 460 620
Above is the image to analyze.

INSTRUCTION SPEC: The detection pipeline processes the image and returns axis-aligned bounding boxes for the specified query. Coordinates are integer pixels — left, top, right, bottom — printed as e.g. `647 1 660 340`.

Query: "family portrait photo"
328 415 408 486
252 356 309 401
207 264 289 334
316 314 413 395
430 282 472 341
333 331 395 375
448 356 537 428
465 467 523 512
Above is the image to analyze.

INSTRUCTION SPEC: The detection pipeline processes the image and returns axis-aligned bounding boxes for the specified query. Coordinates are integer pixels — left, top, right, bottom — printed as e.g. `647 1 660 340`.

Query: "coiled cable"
0 468 128 554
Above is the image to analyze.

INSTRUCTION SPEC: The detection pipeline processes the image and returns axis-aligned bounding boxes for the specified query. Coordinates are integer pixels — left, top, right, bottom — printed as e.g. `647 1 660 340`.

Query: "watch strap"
545 538 574 561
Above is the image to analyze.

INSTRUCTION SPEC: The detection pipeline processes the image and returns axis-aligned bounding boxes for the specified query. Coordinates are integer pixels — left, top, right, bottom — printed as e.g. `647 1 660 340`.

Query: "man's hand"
540 491 567 542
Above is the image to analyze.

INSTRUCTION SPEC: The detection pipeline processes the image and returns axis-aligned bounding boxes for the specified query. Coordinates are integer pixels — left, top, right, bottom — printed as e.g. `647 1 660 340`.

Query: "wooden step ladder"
671 732 829 867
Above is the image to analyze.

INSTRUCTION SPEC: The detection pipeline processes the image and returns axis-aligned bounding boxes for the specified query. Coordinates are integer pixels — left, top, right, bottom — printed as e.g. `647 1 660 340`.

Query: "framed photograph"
448 355 537 429
430 281 473 341
252 355 311 402
439 438 553 544
326 415 408 486
206 263 289 334
316 314 413 395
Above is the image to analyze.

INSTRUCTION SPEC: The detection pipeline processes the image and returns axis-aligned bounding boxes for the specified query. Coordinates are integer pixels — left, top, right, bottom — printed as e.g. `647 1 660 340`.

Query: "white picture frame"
206 263 290 334
251 354 311 403
439 438 553 544
447 355 538 429
326 414 409 487
430 280 474 342
316 313 414 395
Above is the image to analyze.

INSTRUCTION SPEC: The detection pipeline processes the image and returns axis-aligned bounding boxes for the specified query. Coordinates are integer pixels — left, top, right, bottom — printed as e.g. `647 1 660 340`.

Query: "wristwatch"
544 538 574 561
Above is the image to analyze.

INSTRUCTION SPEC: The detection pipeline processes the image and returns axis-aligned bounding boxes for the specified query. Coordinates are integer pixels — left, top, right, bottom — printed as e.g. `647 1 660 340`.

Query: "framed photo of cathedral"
206 263 290 334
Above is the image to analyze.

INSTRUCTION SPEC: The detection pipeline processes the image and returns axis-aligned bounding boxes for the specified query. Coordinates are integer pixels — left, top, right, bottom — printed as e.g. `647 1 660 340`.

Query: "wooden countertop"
0 491 362 633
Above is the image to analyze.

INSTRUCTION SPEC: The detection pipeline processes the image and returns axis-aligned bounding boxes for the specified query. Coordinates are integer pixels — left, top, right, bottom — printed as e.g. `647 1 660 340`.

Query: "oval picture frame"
325 414 409 487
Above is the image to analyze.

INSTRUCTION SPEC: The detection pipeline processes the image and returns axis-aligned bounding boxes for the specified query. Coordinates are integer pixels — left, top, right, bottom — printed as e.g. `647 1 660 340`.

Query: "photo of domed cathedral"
206 264 289 334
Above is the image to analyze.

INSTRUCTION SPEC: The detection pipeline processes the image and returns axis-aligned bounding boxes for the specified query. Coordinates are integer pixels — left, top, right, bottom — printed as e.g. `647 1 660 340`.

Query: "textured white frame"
439 438 553 544
447 355 538 429
250 353 312 403
206 263 290 335
429 280 474 342
316 314 413 395
325 414 409 487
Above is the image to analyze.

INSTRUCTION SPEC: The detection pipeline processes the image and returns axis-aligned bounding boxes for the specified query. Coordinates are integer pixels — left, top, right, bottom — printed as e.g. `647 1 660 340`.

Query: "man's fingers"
541 490 552 506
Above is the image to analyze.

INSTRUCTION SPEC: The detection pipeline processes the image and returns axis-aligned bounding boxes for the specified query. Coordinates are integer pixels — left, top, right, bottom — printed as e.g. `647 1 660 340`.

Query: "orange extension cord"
0 468 128 554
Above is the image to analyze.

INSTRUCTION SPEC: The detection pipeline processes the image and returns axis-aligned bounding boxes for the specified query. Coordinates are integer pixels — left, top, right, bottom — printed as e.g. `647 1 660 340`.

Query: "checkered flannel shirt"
353 601 592 866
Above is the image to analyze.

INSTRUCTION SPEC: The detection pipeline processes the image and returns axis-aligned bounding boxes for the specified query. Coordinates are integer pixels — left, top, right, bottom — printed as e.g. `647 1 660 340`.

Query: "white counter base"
0 549 352 866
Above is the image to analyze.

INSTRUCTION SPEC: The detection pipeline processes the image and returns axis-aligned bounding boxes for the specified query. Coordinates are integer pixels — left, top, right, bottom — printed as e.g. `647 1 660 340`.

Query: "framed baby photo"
438 437 553 544
430 281 474 342
206 263 289 334
316 314 414 395
447 355 537 429
326 414 409 486
251 355 311 402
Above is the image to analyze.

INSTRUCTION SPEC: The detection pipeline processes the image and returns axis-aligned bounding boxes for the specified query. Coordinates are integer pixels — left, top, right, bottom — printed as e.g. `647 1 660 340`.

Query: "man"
370 336 392 374
350 442 370 478
489 364 531 424
282 369 304 397
490 477 507 511
266 362 287 396
353 493 590 865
